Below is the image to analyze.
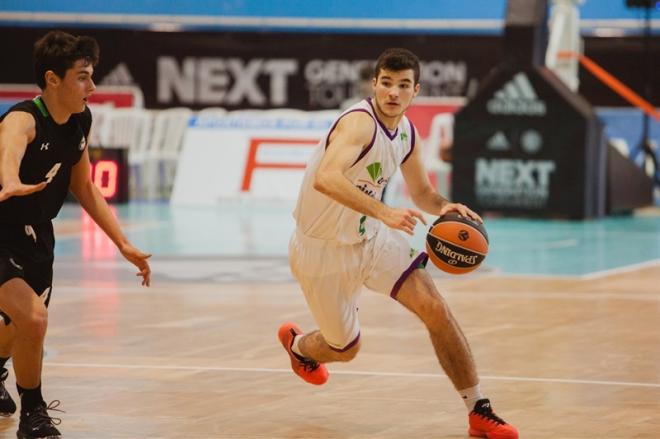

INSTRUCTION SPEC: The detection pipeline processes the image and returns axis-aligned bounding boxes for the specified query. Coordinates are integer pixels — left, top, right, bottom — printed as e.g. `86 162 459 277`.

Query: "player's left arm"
400 126 482 223
69 146 152 286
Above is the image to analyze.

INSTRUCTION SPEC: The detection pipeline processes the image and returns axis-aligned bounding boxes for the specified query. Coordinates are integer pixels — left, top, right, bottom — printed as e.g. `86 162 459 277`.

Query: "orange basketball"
425 212 489 274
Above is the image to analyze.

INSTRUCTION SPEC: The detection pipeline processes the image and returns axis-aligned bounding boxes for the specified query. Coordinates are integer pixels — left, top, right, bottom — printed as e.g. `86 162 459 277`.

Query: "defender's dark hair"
358 64 374 81
373 48 421 84
33 30 100 90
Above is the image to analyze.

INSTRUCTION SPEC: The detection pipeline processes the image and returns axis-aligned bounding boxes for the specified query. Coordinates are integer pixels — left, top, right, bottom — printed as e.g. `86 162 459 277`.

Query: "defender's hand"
0 181 47 202
119 243 152 287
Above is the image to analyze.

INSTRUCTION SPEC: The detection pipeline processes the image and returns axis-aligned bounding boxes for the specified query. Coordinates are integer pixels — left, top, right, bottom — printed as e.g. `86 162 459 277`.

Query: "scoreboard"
89 147 129 203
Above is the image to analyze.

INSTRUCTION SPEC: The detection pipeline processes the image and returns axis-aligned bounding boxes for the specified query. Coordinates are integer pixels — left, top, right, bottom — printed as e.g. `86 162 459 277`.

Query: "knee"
331 339 361 362
404 271 451 324
417 292 451 328
17 307 48 342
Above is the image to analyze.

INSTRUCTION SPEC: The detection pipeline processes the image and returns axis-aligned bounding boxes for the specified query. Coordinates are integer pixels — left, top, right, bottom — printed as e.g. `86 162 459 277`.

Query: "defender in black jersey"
0 30 152 439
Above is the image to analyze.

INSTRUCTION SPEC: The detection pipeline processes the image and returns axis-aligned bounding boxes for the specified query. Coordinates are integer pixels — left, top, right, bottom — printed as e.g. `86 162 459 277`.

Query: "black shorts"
0 222 55 324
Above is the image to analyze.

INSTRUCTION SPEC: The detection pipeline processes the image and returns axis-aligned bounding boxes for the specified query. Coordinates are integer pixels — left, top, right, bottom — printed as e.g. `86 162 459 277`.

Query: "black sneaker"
0 367 16 416
17 400 63 439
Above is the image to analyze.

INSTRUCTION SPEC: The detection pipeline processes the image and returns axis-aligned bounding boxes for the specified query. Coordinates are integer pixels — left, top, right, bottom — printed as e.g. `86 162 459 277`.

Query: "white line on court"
578 259 660 280
54 255 660 281
44 362 660 389
485 258 660 281
54 283 660 302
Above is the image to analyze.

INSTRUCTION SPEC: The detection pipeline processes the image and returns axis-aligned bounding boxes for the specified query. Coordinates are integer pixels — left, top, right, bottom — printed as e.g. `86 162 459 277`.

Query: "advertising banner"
453 65 606 219
170 111 339 205
0 27 498 110
2 27 657 110
170 98 462 205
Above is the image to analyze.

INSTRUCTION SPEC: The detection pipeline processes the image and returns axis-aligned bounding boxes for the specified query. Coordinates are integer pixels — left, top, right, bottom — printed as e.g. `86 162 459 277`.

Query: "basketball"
425 212 489 274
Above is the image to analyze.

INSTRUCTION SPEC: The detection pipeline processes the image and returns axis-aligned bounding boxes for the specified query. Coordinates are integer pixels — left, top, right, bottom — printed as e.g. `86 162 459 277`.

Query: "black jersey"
0 97 91 225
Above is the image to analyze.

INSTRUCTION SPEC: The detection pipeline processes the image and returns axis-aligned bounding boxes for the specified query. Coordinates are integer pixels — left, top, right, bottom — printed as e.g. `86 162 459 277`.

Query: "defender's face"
372 68 420 119
57 59 96 113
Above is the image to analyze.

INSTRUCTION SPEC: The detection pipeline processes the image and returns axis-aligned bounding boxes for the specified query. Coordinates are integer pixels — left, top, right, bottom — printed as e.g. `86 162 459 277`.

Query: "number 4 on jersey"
44 162 62 184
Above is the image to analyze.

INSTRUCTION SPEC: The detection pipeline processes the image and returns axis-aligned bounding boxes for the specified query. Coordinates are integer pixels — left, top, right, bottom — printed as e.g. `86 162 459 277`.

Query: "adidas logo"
486 131 510 151
100 63 136 86
487 72 547 116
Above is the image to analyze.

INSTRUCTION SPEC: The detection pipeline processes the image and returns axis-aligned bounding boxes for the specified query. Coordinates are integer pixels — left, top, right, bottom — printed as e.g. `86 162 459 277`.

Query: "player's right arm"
0 112 47 202
313 112 425 236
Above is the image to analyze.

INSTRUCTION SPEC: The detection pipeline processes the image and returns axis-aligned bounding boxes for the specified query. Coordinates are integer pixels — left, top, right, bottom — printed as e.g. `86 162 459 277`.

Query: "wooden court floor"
0 261 657 439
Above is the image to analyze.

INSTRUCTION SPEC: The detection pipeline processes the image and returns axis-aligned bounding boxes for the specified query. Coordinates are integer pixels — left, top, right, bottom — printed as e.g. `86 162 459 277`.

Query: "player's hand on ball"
439 202 483 224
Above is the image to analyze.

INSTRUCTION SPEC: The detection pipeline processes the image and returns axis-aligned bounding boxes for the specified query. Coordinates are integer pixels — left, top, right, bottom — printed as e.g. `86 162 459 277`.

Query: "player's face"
58 59 96 113
372 68 420 122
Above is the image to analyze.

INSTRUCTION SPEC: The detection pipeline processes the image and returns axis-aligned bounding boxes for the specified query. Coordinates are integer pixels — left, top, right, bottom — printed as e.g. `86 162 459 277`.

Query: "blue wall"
1 0 658 20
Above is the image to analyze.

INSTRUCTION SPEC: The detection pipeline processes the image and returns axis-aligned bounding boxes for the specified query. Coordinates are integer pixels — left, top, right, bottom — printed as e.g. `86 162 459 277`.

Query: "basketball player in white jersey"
278 48 518 439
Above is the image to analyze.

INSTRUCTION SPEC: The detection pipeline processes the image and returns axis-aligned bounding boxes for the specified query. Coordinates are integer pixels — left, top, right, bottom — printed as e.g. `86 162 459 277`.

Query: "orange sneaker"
468 399 518 439
278 322 329 385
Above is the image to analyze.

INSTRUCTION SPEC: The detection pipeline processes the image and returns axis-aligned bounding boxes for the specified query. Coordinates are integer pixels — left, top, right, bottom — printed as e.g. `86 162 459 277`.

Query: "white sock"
459 383 484 411
291 334 305 357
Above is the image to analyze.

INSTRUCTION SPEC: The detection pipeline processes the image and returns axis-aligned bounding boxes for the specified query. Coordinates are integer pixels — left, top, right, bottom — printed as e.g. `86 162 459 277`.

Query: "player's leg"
0 249 42 419
279 232 364 384
396 270 518 439
396 269 478 389
278 263 362 384
0 320 15 357
1 223 61 439
364 228 478 388
295 329 360 363
0 278 47 390
1 278 62 439
365 228 518 439
0 319 16 416
288 232 363 362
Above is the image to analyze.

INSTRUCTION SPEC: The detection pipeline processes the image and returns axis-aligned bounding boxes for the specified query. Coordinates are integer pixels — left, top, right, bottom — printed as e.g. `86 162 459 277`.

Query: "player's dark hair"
373 48 420 84
33 30 100 90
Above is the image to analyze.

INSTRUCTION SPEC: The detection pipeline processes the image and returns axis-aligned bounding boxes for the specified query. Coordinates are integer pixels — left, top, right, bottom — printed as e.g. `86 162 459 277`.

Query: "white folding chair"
197 107 227 117
103 108 153 200
87 103 115 147
147 107 193 199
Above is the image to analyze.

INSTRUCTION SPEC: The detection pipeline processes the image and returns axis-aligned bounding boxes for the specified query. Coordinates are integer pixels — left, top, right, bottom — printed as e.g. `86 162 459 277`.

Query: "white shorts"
289 225 428 351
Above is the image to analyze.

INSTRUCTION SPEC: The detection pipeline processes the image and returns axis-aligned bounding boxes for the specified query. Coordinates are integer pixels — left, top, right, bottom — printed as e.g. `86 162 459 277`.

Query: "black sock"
17 383 43 412
0 357 9 369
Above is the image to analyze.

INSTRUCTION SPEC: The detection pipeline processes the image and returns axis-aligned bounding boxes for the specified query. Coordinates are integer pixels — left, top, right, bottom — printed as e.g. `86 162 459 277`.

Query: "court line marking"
53 255 660 280
54 283 659 302
577 258 660 280
45 362 660 389
486 258 660 281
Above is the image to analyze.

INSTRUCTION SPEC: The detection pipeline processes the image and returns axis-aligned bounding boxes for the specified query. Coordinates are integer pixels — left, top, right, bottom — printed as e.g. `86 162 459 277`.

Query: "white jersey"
293 98 417 245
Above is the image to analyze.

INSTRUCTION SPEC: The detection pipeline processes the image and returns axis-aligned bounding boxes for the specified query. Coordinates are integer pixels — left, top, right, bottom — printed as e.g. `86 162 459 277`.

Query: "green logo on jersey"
359 215 367 235
366 162 382 183
409 248 418 258
400 132 408 142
